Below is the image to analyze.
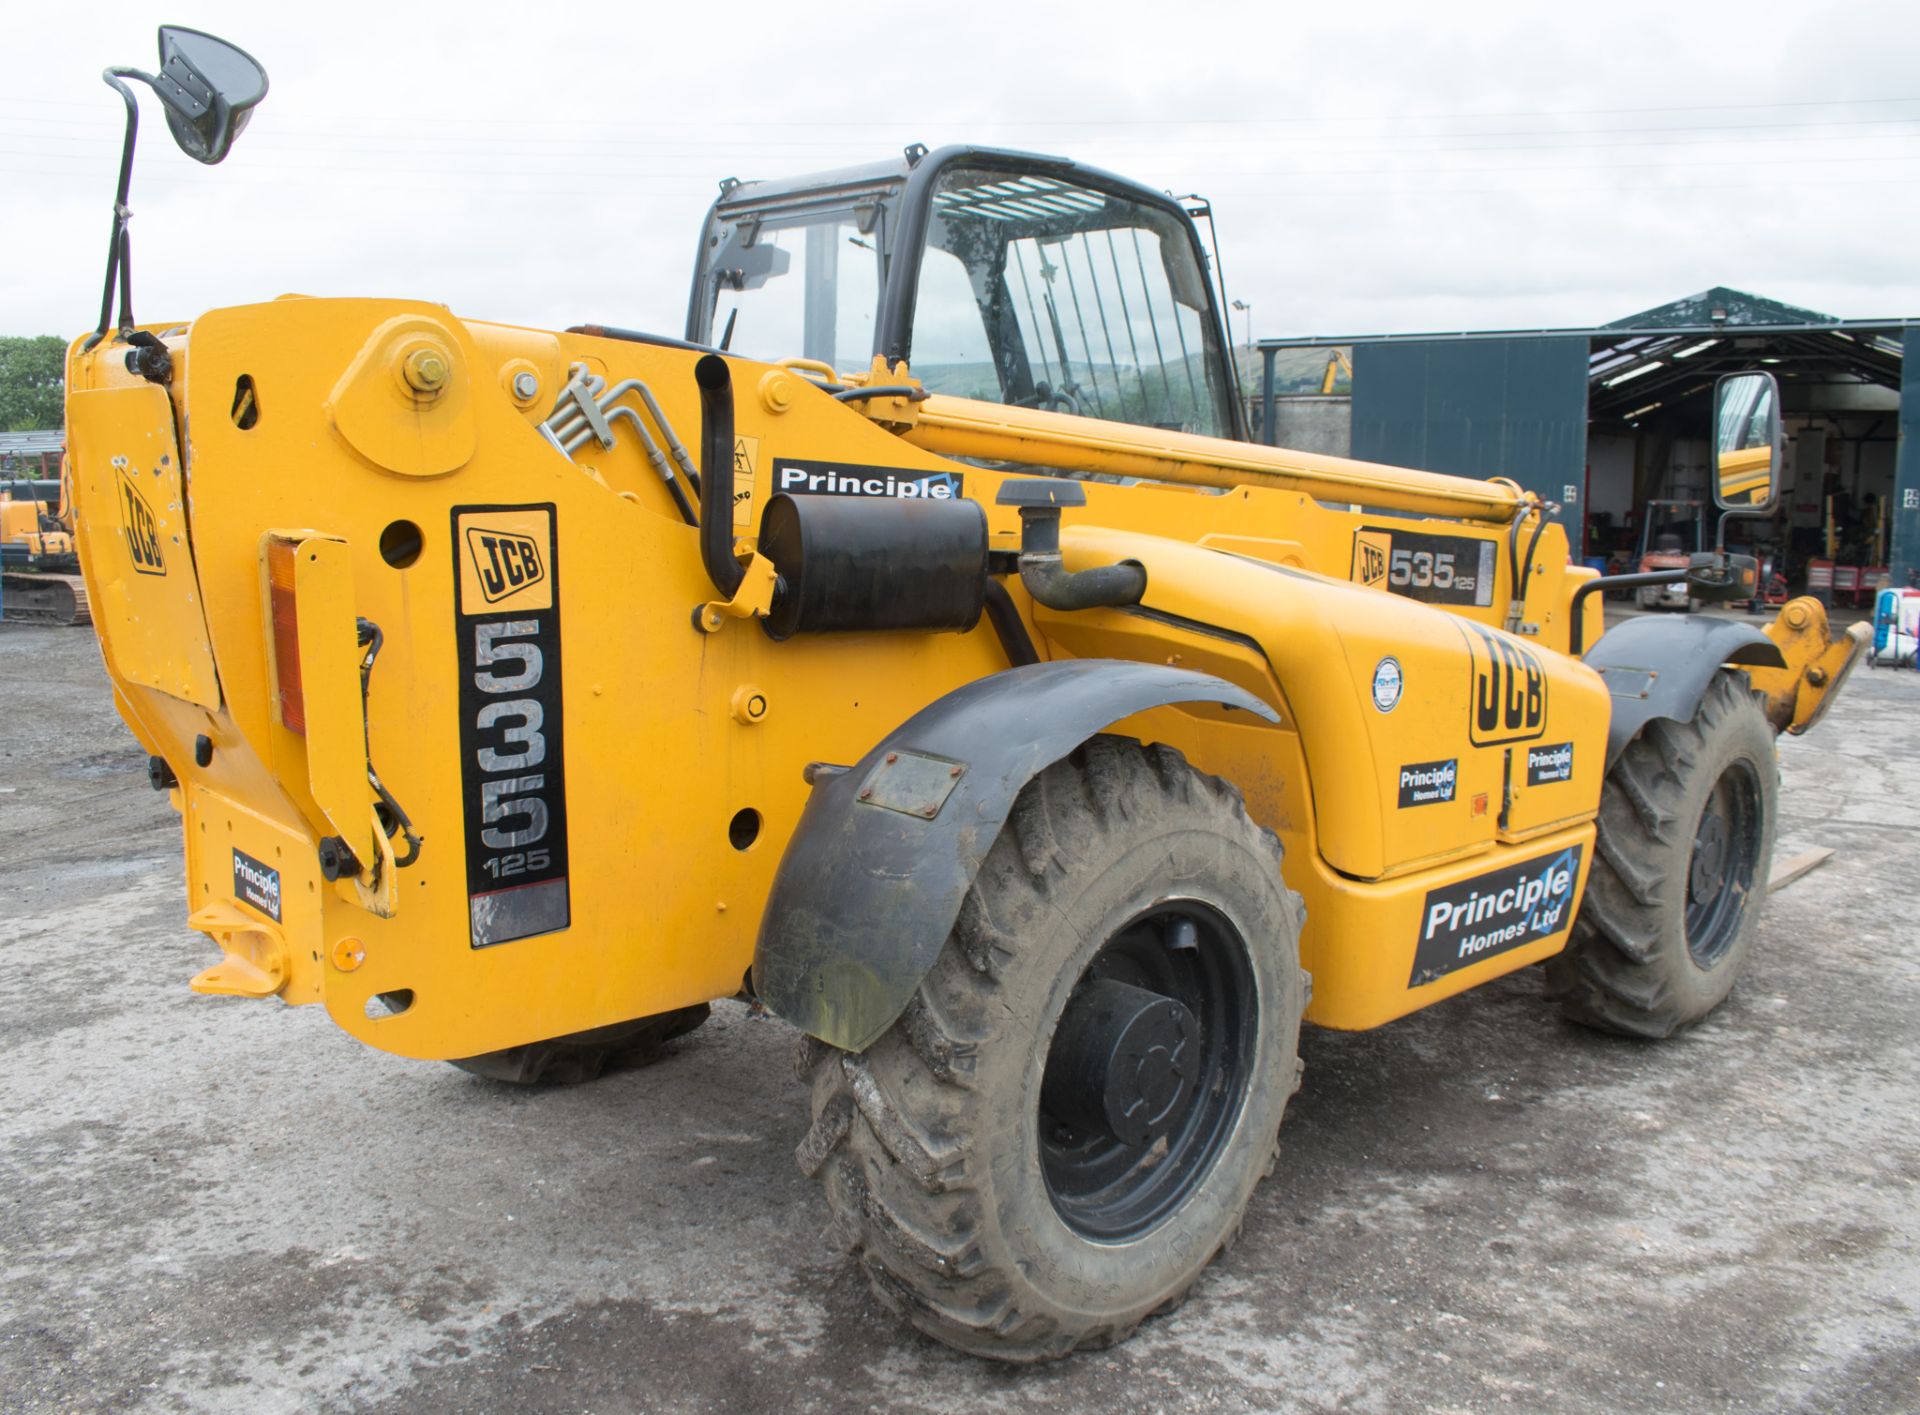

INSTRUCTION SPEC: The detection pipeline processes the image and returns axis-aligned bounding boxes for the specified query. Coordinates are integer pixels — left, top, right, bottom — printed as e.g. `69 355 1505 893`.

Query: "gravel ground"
2 620 1917 1414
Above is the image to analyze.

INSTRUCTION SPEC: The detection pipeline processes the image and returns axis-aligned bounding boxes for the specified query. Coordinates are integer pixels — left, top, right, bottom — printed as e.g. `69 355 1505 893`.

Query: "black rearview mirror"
1712 370 1782 514
151 26 268 165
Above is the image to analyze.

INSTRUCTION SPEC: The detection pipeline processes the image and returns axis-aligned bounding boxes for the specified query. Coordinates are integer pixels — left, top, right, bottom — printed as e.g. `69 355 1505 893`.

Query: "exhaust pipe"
694 354 742 598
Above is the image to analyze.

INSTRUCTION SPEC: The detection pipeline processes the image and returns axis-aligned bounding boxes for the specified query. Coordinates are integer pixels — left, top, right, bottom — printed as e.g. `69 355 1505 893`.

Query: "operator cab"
685 145 1244 440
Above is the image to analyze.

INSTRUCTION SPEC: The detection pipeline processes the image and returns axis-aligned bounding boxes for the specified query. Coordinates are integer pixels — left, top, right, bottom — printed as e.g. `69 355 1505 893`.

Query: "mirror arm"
1716 506 1744 556
85 68 154 349
1568 570 1687 655
1715 496 1780 556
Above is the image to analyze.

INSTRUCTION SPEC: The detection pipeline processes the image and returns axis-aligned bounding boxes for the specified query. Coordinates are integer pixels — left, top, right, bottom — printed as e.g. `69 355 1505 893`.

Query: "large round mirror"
152 26 268 165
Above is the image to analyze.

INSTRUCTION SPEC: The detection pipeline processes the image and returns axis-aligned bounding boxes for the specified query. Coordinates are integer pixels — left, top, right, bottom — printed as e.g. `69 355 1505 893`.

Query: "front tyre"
797 736 1306 1361
1548 670 1777 1037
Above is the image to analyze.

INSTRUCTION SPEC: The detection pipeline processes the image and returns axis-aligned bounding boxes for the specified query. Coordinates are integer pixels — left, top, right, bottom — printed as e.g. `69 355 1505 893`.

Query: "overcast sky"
6 1 1918 347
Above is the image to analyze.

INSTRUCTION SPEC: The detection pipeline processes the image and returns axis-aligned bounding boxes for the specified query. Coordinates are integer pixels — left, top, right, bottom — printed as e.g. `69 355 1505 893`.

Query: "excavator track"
2 573 91 627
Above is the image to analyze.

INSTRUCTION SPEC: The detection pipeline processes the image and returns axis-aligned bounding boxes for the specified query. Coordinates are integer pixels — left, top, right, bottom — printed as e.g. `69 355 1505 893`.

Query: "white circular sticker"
1372 657 1404 713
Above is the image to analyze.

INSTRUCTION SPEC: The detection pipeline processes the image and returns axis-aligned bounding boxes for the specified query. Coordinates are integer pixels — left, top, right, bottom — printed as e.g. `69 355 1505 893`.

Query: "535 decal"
1352 528 1495 607
453 504 571 948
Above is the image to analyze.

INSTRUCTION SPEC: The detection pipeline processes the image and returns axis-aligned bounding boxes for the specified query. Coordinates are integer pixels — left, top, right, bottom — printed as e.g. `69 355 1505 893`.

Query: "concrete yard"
2 620 1917 1414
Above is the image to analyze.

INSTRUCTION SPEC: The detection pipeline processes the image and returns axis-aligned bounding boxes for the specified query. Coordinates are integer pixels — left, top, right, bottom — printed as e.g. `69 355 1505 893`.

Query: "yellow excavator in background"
1 472 90 625
1319 347 1353 394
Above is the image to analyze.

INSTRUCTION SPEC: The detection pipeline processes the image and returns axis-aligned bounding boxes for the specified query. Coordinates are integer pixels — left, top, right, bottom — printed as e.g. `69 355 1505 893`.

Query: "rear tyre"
797 736 1306 1361
1547 671 1776 1037
448 1004 711 1085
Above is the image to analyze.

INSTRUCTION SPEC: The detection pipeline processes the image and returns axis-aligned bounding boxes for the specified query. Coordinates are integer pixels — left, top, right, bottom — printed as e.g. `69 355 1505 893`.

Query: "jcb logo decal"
117 467 165 576
1460 621 1547 745
461 522 549 610
1352 530 1389 589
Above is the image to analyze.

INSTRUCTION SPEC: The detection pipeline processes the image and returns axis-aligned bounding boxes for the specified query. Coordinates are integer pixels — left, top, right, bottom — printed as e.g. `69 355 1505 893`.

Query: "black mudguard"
752 659 1279 1051
1585 615 1787 767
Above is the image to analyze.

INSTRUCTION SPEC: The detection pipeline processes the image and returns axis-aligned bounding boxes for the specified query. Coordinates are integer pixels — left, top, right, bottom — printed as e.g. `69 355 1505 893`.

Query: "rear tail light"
267 538 305 734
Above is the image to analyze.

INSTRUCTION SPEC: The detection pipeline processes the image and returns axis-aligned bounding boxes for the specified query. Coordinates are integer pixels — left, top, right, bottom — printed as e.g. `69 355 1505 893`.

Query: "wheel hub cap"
1690 810 1728 905
1683 762 1764 967
1038 903 1257 1241
1041 978 1198 1148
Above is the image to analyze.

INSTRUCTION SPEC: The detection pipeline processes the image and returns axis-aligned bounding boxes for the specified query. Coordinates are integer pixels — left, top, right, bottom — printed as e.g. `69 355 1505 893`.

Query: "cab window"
711 214 883 373
911 167 1231 437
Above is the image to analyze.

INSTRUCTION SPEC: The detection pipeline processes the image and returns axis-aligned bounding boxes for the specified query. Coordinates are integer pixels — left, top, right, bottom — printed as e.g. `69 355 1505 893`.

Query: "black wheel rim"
1685 760 1764 967
1038 901 1256 1242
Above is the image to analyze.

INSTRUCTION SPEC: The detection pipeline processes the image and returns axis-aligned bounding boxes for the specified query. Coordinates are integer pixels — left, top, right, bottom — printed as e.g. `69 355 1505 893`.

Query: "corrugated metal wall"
1349 337 1590 535
1895 354 1920 586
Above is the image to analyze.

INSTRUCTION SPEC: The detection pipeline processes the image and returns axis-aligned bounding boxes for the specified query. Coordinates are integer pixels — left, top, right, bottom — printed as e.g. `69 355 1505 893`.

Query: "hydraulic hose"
1509 503 1549 603
983 579 1040 667
353 617 422 868
694 354 742 598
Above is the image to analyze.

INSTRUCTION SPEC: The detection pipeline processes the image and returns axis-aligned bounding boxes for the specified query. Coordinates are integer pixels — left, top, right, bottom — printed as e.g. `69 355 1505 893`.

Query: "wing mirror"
152 26 268 165
84 27 267 347
1712 370 1782 515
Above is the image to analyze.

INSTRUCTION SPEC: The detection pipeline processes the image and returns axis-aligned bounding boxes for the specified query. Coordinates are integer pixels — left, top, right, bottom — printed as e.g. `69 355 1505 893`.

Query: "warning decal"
733 434 760 529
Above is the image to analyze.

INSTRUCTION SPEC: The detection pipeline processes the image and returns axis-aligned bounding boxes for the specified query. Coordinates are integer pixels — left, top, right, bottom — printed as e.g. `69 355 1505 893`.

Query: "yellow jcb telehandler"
62 28 1866 1361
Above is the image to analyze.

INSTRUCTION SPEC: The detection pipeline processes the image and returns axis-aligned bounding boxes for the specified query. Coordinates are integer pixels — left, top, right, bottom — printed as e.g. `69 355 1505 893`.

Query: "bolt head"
758 370 796 414
317 837 360 881
403 346 451 394
512 370 540 400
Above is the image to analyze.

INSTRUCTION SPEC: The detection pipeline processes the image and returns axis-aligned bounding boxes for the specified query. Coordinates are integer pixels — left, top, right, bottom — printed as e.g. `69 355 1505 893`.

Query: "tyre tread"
1547 672 1776 1038
800 736 1303 1361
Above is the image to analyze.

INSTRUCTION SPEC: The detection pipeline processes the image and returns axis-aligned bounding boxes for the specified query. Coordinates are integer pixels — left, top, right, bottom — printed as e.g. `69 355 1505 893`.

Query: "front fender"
751 659 1278 1051
1584 615 1788 766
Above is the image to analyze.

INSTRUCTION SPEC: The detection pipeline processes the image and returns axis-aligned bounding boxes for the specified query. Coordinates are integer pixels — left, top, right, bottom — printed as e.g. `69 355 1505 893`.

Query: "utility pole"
1231 301 1254 435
